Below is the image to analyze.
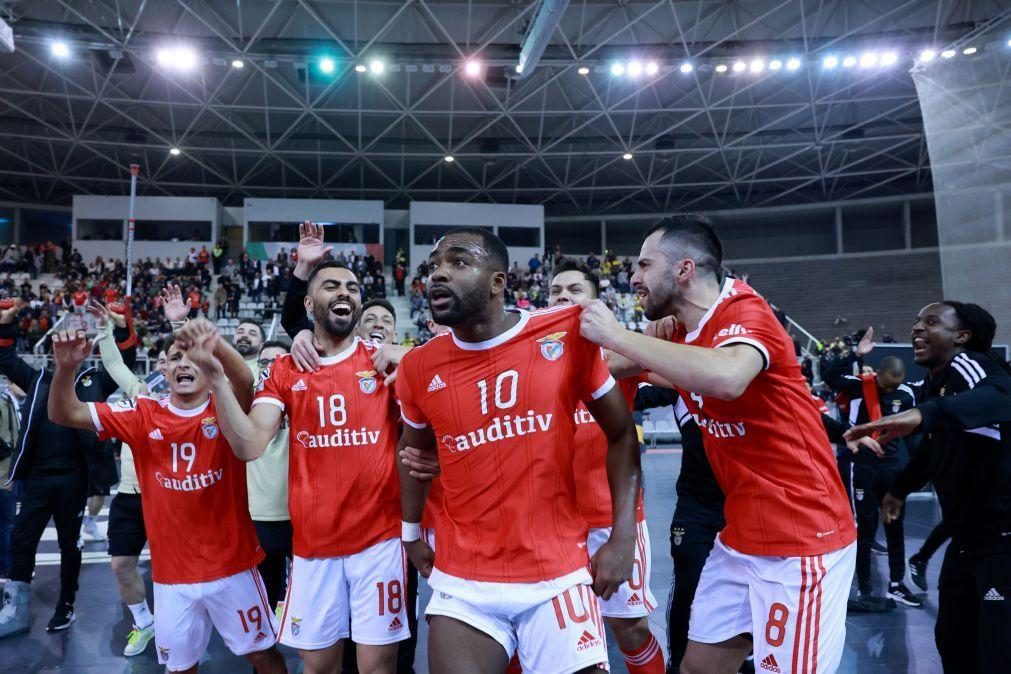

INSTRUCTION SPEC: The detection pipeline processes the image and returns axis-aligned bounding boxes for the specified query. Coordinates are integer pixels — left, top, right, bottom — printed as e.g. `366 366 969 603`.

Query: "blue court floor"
0 449 945 673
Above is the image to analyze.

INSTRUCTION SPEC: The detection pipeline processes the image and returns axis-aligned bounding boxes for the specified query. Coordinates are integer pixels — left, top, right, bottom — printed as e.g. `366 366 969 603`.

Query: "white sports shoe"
82 517 106 542
124 623 155 656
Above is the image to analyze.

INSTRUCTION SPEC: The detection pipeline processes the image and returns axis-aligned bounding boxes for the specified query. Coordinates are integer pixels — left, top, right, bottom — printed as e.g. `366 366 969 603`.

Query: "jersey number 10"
476 370 519 415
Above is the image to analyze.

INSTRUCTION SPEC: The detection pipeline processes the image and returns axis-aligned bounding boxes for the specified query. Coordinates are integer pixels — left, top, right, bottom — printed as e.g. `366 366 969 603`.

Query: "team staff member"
846 302 1011 673
824 328 920 606
0 299 136 637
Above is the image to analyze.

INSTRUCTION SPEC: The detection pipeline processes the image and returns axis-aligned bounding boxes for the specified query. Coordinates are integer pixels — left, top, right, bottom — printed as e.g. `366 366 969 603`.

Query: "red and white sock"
620 632 665 674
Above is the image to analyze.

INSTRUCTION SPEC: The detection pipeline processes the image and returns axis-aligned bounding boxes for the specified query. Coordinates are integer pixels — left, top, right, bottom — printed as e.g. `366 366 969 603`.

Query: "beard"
233 338 256 356
639 277 679 321
314 303 360 339
430 284 485 326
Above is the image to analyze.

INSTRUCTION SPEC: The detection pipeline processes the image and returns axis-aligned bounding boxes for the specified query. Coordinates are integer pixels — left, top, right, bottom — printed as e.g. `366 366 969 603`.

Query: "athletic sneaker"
82 517 105 542
870 540 888 555
124 623 155 656
46 603 76 632
908 555 929 592
887 582 923 608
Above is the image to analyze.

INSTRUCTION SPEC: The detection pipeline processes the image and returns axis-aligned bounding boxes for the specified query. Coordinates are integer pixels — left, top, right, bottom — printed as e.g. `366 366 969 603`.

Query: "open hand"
291 329 324 372
855 326 875 357
295 221 334 279
51 329 93 369
845 408 922 446
846 435 884 458
399 445 440 480
175 318 224 381
160 284 189 323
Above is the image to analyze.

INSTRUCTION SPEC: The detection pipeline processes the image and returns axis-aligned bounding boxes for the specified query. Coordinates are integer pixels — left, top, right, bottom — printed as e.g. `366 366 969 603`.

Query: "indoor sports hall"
0 2 1008 673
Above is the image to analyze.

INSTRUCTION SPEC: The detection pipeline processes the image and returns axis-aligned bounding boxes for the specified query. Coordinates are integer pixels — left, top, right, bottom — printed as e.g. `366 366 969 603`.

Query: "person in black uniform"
0 299 136 636
846 301 1011 674
824 327 921 606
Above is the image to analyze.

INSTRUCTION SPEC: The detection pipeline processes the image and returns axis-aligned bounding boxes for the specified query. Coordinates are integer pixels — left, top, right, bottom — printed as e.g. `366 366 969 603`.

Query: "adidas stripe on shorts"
153 568 278 672
425 567 609 674
688 535 856 674
279 537 410 649
587 520 657 618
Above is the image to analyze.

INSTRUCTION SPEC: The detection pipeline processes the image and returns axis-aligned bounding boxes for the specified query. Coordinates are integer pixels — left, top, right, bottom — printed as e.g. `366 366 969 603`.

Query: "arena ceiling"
0 0 1009 216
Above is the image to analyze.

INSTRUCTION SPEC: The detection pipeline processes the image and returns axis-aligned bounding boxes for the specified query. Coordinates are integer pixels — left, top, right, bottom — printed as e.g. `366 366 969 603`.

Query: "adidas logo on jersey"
984 588 1005 601
627 593 643 606
717 324 748 337
759 654 782 673
388 617 403 632
427 375 447 392
148 428 164 440
576 630 601 652
291 379 307 392
254 631 267 643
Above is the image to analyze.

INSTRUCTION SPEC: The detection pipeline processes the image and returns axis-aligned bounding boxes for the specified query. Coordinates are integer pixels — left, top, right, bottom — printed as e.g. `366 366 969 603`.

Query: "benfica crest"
357 370 378 394
672 526 685 546
536 331 567 361
201 416 219 439
891 399 902 414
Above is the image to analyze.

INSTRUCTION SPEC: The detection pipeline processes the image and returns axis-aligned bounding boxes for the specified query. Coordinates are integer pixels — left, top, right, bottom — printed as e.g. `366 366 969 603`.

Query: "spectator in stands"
528 253 541 273
186 286 202 319
212 241 224 274
197 245 210 270
394 263 406 296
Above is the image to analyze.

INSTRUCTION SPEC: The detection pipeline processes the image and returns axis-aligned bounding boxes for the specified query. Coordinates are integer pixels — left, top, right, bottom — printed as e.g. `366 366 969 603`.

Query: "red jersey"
397 305 615 583
671 279 855 556
187 291 201 309
104 288 118 305
573 376 645 528
72 291 87 307
90 396 263 584
254 340 400 558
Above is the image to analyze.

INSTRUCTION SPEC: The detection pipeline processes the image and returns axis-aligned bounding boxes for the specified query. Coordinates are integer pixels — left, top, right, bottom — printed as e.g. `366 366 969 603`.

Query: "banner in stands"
246 241 383 263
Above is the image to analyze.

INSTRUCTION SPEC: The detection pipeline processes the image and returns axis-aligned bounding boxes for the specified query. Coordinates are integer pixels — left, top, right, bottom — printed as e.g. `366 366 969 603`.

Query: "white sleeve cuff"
87 402 104 433
251 397 286 411
717 337 770 370
400 411 428 430
590 375 616 400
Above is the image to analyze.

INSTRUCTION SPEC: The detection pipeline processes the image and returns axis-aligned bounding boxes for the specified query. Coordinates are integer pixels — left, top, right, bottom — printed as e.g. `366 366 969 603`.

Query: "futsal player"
578 214 857 674
47 323 285 674
396 227 642 673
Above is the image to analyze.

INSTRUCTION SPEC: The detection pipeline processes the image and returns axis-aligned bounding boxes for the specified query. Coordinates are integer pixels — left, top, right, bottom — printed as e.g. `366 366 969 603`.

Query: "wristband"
170 320 188 332
401 521 422 542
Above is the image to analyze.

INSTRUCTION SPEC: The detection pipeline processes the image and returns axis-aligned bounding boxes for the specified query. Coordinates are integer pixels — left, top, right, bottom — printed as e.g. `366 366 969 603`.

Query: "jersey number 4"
476 370 518 415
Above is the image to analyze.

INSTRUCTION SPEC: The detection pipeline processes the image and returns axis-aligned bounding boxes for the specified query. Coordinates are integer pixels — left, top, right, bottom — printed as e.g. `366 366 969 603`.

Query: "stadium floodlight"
577 66 590 75
157 46 197 71
515 64 523 73
786 57 801 71
627 61 643 77
444 155 455 163
859 52 878 68
610 62 625 76
880 52 898 66
679 62 693 74
963 47 977 55
354 64 367 73
622 153 633 160
1008 39 1011 47
842 56 857 68
645 62 659 76
732 61 746 73
50 41 70 58
940 49 956 59
231 59 244 69
169 148 181 156
319 57 336 74
919 49 937 62
715 64 728 73
750 58 765 73
369 59 385 74
464 60 482 77
822 55 839 69
769 59 783 71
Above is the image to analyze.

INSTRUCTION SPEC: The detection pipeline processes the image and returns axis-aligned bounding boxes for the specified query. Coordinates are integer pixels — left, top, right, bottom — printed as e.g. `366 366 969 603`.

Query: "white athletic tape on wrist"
401 521 422 542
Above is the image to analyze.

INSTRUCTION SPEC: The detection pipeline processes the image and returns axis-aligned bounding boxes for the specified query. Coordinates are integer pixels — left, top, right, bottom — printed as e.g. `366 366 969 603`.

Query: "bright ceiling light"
169 147 181 156
157 46 197 71
941 49 956 59
231 59 244 69
577 66 590 76
622 153 633 160
610 62 625 76
645 62 659 76
444 156 455 163
750 58 765 73
823 55 839 69
732 61 746 73
859 52 878 68
50 41 70 58
627 61 643 77
715 64 729 73
842 55 857 68
769 59 783 71
369 59 385 74
786 57 801 71
919 49 937 62
1008 39 1011 47
963 46 977 55
464 60 482 77
319 57 336 74
355 64 367 73
515 64 523 73
880 52 898 66
679 62 693 74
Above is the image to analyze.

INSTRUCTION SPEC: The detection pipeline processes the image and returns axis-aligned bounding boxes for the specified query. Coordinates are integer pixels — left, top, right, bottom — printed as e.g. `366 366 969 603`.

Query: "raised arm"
89 302 144 398
584 385 640 599
0 300 40 391
47 330 99 432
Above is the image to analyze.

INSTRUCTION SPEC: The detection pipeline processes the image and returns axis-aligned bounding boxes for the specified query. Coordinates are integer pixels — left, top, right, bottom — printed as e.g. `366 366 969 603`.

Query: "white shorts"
587 520 657 618
280 537 410 650
153 568 278 672
426 568 608 674
688 536 857 674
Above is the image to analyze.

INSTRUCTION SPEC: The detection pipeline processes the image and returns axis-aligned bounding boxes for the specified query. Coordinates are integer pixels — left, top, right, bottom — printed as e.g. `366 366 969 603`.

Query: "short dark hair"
162 333 178 354
439 227 509 273
362 298 397 323
307 260 356 287
879 356 905 374
552 259 600 298
644 214 723 277
237 319 263 339
259 340 290 354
